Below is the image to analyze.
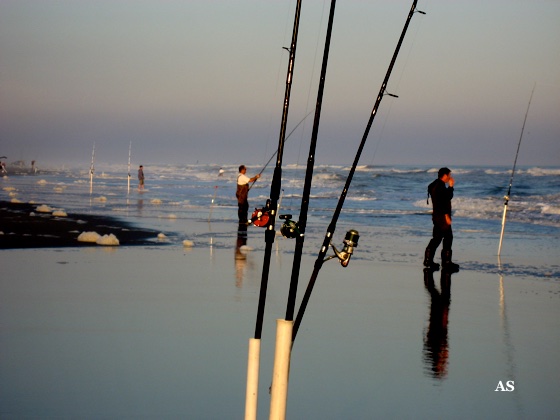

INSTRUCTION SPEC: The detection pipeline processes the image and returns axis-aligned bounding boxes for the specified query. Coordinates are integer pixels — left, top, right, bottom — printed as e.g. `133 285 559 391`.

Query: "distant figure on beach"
236 165 260 223
218 167 225 177
424 167 460 272
0 161 7 175
31 160 37 174
138 165 145 190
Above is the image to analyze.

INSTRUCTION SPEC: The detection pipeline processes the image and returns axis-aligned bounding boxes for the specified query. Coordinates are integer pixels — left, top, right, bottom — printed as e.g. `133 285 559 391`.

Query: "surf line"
244 1 303 419
291 0 426 344
497 83 536 256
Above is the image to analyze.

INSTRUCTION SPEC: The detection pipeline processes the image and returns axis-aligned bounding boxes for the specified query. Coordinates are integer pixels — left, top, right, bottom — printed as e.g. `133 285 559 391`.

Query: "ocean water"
2 163 559 278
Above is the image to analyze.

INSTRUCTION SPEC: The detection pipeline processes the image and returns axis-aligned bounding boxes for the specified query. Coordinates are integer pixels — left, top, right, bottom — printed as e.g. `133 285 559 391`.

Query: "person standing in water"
138 165 145 190
424 167 459 272
236 165 260 223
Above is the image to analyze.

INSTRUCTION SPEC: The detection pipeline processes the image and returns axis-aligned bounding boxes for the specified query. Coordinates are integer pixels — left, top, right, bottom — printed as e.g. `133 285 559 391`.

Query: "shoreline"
0 200 164 249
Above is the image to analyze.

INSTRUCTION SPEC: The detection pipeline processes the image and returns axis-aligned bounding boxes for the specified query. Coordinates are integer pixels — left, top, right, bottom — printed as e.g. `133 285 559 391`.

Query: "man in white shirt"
236 165 260 223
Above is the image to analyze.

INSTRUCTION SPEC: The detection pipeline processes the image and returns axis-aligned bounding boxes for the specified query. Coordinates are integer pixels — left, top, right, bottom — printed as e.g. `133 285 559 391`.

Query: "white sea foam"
78 231 101 242
96 233 119 246
36 204 53 213
52 210 67 217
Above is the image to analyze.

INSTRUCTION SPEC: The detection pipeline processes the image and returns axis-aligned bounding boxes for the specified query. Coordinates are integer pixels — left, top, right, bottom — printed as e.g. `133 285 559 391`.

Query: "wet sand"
1 231 559 418
0 200 162 248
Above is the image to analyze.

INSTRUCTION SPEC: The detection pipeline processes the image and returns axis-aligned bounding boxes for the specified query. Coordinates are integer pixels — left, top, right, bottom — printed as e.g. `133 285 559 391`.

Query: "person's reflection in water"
235 223 248 288
423 267 453 379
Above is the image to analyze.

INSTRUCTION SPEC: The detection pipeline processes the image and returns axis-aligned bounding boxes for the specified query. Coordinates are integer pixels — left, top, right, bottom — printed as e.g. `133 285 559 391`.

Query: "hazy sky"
1 0 559 168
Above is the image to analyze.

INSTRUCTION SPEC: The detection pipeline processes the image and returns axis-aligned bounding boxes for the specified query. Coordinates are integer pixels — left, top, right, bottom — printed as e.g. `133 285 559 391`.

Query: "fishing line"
367 4 425 167
261 0 300 168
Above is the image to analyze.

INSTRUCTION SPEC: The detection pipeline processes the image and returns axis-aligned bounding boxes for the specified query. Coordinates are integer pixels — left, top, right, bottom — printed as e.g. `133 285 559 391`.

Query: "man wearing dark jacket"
424 167 459 272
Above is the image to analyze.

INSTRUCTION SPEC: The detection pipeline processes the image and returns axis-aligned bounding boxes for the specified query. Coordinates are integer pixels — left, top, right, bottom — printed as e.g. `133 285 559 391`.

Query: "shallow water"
2 164 559 279
1 244 559 418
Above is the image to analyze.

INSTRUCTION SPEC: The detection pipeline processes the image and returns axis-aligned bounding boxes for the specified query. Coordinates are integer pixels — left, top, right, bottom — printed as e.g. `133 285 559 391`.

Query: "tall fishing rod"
253 0 302 342
292 0 425 343
267 3 338 417
245 2 302 419
284 0 337 322
498 84 535 256
248 109 314 192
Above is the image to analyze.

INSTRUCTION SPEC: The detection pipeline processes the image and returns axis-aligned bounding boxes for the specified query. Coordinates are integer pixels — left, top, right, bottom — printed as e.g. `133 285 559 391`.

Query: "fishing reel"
279 214 300 239
324 229 360 267
250 199 271 228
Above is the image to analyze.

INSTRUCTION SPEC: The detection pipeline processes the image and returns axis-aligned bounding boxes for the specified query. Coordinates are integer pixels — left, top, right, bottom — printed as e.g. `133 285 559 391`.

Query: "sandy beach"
1 211 559 419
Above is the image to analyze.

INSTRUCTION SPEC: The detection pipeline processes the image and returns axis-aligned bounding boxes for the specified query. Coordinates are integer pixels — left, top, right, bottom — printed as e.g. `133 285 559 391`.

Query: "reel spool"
251 207 270 227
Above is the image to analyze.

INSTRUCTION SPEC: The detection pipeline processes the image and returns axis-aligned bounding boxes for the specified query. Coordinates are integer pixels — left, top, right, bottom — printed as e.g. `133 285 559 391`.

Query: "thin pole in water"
127 141 132 194
498 83 536 256
89 142 95 194
292 0 424 344
208 185 218 223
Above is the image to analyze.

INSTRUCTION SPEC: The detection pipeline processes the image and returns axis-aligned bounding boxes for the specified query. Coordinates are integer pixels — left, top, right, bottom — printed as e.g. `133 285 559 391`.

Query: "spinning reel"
324 229 360 267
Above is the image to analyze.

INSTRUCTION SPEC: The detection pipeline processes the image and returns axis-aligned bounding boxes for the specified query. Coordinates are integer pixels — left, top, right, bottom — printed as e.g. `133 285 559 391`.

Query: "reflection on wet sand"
235 223 248 288
423 268 453 380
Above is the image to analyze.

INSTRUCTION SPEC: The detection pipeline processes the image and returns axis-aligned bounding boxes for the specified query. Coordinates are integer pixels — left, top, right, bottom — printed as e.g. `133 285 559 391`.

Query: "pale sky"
1 0 559 168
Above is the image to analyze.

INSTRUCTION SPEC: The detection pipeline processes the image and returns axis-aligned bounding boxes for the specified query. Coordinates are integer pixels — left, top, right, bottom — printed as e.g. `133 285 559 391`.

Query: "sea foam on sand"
77 231 101 242
77 231 120 246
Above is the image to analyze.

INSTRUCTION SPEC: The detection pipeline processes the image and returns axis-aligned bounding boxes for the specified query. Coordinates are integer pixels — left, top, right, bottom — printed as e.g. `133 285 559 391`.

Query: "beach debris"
77 231 101 243
10 198 22 203
96 234 120 246
37 179 48 185
3 187 16 192
157 232 167 239
29 212 36 216
52 210 68 217
166 214 177 219
93 196 107 202
182 239 194 247
36 204 53 213
150 198 162 205
53 186 66 192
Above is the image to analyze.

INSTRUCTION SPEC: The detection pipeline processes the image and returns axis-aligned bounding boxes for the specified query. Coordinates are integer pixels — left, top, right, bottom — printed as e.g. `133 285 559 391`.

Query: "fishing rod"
498 84 535 256
292 0 425 343
283 0 337 322
248 109 314 192
245 1 302 419
267 2 338 417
